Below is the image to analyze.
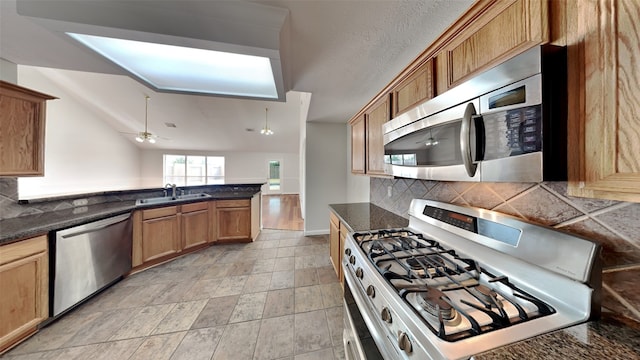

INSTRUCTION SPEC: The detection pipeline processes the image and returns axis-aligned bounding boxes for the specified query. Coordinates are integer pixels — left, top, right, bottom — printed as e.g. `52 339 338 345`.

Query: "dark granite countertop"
0 192 257 245
329 202 408 233
473 312 640 359
330 202 640 360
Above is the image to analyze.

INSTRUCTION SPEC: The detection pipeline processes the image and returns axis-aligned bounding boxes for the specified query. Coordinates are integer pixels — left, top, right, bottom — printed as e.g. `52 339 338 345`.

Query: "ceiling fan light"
260 108 274 136
148 137 156 144
135 135 144 142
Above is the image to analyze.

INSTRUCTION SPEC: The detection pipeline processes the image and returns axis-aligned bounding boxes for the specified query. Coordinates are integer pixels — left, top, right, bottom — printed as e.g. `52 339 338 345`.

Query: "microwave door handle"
461 102 478 177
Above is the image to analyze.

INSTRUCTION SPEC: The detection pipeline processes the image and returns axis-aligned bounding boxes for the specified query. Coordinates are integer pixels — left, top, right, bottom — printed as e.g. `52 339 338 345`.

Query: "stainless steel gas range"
342 199 602 360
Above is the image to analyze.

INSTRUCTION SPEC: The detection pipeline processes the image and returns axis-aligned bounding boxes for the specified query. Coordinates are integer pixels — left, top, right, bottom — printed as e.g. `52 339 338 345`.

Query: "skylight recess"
67 33 278 99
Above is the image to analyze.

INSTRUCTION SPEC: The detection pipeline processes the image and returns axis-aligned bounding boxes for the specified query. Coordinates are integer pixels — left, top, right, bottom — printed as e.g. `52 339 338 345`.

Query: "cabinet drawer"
142 206 178 220
329 211 340 228
181 201 209 213
217 199 250 208
0 235 47 266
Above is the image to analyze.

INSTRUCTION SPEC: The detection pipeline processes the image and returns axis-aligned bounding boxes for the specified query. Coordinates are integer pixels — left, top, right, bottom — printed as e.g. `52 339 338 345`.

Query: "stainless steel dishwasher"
50 213 132 318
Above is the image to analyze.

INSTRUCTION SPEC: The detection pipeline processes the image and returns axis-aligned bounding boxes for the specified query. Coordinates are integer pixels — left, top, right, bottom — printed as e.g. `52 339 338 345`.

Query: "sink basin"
136 193 211 206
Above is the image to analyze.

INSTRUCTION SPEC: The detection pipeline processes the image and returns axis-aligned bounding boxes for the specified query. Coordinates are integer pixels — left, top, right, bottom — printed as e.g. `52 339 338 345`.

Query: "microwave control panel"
482 104 542 160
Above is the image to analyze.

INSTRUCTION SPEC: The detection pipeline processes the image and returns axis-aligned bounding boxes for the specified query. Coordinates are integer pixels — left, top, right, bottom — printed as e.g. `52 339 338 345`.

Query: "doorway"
267 160 281 194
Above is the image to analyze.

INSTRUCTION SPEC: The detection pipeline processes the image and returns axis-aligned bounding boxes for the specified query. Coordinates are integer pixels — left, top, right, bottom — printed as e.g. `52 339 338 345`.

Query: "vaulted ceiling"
0 0 473 152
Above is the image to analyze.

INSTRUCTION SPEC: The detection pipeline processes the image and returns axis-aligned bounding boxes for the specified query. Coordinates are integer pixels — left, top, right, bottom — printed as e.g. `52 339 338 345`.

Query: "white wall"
304 122 348 235
1 58 17 84
345 123 370 202
17 66 142 199
140 149 300 194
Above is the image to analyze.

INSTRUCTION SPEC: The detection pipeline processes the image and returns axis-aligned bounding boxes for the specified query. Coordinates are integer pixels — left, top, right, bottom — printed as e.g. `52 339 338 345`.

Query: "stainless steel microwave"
382 45 567 182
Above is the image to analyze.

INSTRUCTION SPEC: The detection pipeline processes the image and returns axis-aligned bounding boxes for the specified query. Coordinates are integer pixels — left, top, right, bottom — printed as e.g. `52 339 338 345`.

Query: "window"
163 155 225 185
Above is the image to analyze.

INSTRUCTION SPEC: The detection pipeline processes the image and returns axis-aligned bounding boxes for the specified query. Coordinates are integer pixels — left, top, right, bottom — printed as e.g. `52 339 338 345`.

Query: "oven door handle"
461 102 479 177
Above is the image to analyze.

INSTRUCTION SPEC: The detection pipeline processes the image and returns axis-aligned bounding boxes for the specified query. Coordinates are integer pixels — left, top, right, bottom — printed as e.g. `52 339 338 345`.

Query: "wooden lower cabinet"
181 202 209 251
216 199 251 241
329 211 347 288
140 206 180 264
0 235 48 354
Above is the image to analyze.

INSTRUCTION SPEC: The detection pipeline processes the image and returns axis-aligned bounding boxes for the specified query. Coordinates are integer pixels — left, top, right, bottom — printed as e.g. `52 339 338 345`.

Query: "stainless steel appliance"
342 199 601 360
383 45 566 182
50 213 132 318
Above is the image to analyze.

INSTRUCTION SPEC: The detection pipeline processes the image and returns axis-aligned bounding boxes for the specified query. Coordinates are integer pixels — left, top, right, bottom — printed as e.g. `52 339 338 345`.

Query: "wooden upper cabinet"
566 0 640 202
0 81 56 176
436 0 549 91
391 59 435 117
350 114 366 174
365 96 390 176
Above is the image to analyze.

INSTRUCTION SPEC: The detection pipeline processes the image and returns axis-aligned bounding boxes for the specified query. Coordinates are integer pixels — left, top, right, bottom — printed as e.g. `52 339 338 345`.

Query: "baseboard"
304 229 329 236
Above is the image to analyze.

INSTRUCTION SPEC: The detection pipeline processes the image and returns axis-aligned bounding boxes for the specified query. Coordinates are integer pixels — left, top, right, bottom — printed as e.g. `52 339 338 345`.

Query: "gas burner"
370 241 385 255
419 288 456 321
473 284 500 306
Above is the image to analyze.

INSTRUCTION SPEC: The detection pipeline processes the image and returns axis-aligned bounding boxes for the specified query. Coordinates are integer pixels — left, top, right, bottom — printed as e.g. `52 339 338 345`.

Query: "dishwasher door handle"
58 213 130 238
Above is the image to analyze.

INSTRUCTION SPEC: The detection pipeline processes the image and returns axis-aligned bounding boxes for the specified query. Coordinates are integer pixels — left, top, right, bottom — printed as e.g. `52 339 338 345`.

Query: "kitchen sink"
135 193 211 206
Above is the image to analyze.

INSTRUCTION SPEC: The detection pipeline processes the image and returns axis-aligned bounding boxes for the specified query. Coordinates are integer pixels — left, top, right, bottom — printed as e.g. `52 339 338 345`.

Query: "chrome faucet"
164 183 176 198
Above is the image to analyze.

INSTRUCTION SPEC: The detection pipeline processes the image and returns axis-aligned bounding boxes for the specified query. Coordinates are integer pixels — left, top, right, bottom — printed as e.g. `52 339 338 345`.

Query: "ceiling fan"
121 95 169 143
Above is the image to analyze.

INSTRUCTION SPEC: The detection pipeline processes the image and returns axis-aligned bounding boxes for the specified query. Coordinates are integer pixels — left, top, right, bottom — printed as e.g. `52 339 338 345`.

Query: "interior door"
265 159 282 195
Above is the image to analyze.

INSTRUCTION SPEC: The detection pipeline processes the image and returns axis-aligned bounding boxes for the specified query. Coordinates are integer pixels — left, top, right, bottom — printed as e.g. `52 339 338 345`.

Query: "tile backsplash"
371 177 640 322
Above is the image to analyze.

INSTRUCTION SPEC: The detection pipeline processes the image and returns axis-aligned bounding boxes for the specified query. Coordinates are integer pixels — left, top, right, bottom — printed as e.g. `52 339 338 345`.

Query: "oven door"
383 100 482 181
343 263 394 360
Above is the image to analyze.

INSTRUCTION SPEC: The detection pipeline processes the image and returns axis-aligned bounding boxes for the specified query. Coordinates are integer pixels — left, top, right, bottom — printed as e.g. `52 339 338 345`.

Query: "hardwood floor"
262 194 304 231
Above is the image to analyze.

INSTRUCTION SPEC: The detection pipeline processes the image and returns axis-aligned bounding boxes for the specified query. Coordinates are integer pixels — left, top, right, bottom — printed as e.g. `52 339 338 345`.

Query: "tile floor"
2 230 345 360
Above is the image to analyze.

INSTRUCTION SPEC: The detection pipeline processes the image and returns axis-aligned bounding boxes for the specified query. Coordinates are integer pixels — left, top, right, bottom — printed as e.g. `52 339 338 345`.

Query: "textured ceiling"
0 0 473 152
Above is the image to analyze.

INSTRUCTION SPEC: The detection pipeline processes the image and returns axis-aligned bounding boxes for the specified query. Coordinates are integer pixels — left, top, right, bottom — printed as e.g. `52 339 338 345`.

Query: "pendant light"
135 95 156 143
260 107 274 135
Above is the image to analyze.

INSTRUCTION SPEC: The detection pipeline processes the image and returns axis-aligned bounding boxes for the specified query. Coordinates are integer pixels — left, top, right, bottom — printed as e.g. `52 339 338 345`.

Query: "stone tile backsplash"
371 177 640 322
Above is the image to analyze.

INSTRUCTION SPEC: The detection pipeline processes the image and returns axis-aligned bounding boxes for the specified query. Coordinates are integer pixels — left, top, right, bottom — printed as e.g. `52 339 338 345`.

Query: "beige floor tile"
227 261 256 276
228 291 268 323
260 247 278 259
211 320 261 360
90 338 144 360
320 283 343 308
199 263 231 279
317 266 339 284
129 332 186 360
263 288 295 319
333 345 345 360
170 327 225 360
149 280 199 304
295 268 319 287
190 295 239 329
243 273 273 293
152 300 208 334
252 258 276 273
294 256 317 270
63 308 139 347
274 257 295 271
110 303 175 340
253 315 295 360
295 286 324 313
276 247 296 258
294 310 333 355
213 275 248 296
182 278 222 300
270 270 295 290
325 306 343 347
294 347 335 360
43 343 100 360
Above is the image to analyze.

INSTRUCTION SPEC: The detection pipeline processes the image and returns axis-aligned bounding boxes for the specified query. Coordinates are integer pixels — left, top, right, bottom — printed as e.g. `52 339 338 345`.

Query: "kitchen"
2 0 640 359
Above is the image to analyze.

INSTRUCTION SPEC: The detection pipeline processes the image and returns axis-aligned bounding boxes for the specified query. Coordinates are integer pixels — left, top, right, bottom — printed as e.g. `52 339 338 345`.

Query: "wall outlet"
73 198 88 206
387 186 393 198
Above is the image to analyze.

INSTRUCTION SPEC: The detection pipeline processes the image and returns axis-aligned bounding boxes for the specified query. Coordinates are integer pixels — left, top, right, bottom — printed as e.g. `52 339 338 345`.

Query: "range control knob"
366 285 375 298
398 331 412 354
381 307 392 323
349 255 356 265
355 267 363 279
345 248 352 256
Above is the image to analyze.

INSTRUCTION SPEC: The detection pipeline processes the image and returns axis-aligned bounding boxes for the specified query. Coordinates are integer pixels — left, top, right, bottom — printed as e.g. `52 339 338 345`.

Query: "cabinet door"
339 223 349 288
439 0 549 90
0 82 55 176
329 212 341 279
181 209 209 251
392 59 434 117
351 114 366 174
567 0 640 202
217 207 251 241
0 235 48 353
141 215 180 262
366 96 389 176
